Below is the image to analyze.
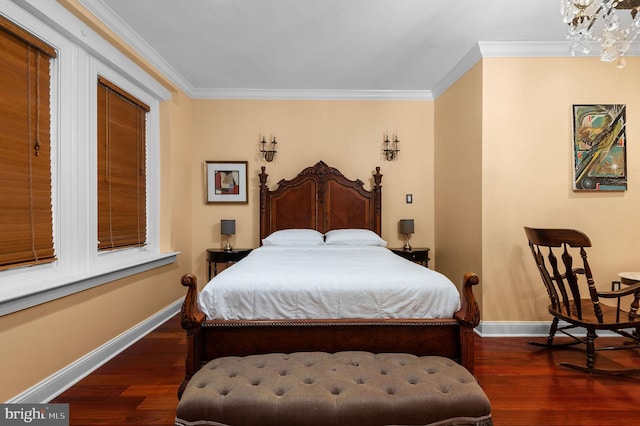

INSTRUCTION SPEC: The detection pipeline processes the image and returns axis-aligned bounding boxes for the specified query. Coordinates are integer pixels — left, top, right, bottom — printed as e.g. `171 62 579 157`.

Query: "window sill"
0 252 179 317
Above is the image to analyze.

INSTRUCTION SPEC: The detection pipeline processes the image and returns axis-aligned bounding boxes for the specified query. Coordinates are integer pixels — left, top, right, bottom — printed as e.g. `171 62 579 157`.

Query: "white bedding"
198 245 461 321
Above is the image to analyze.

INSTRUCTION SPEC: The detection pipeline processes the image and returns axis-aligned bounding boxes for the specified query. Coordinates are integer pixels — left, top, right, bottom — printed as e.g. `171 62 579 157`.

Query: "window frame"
0 0 175 316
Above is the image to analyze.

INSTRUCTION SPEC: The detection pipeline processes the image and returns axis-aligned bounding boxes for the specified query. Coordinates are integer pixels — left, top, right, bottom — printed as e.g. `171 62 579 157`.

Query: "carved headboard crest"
299 161 347 179
259 161 382 241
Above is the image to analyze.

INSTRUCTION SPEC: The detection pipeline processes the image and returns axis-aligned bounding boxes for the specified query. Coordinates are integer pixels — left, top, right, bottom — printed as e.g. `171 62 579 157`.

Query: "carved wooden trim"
454 272 481 328
202 319 458 328
180 274 205 330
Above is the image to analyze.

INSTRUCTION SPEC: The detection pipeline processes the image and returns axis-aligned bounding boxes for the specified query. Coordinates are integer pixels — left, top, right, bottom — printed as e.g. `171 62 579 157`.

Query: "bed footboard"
178 272 481 398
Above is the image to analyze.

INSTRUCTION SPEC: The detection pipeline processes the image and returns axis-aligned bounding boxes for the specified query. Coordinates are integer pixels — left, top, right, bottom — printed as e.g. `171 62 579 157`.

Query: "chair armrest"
598 281 640 299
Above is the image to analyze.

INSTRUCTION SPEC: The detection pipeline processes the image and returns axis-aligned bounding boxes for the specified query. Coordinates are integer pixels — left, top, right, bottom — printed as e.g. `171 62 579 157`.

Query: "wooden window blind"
0 16 56 271
97 77 149 251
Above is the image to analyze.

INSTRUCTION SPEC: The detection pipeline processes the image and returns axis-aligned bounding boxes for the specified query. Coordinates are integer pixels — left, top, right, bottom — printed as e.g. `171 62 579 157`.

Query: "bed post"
179 274 205 398
372 166 382 236
259 166 268 242
454 272 481 373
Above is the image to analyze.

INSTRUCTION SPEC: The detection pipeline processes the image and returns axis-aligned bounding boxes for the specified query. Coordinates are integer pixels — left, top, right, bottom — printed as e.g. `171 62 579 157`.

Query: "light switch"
406 194 412 204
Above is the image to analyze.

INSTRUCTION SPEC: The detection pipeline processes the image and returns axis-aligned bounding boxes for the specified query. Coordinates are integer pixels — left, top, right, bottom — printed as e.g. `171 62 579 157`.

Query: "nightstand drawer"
390 248 430 268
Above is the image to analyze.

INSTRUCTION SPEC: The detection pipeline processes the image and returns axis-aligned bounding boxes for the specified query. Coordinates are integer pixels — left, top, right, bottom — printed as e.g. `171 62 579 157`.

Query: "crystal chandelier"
561 0 640 68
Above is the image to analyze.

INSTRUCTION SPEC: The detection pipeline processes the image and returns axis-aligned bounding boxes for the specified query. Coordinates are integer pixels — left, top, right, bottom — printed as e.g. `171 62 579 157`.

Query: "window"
97 77 149 251
0 16 56 271
0 2 175 316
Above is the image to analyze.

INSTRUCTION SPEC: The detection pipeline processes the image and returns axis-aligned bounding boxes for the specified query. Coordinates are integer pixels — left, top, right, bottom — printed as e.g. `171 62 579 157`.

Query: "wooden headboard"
259 161 382 241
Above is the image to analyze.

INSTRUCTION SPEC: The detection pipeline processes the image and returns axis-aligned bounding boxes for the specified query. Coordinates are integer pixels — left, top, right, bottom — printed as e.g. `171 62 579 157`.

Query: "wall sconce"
260 136 278 162
399 219 414 251
383 133 400 161
221 219 236 251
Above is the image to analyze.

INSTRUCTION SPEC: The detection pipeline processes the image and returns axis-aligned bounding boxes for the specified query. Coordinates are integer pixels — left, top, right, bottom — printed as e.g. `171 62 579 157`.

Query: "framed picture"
572 104 627 191
205 161 248 203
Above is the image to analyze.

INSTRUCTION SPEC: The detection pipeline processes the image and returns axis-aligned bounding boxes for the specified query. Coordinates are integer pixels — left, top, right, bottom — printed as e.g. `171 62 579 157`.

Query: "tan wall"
481 56 640 322
188 100 436 282
434 63 484 299
163 91 195 260
0 92 194 402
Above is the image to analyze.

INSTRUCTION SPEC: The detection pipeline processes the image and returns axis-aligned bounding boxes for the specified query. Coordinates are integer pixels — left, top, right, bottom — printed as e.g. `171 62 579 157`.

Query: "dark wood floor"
52 315 640 425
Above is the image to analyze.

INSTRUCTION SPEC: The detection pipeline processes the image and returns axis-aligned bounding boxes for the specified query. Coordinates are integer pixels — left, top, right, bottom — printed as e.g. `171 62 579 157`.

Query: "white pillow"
262 229 325 246
324 229 387 247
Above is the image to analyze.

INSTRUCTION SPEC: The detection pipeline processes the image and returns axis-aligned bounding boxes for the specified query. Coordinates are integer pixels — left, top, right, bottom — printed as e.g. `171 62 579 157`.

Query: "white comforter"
198 245 461 320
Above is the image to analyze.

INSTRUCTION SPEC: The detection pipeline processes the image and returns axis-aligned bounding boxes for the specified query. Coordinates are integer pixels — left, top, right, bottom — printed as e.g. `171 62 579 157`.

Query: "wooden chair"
524 227 640 375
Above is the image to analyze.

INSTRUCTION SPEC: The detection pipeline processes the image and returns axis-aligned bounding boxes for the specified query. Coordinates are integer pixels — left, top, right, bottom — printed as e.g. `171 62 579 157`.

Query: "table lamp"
399 219 414 251
221 219 235 252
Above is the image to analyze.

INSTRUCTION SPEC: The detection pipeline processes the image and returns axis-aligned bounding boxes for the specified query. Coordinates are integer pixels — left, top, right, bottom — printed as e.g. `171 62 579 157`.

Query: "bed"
179 161 480 397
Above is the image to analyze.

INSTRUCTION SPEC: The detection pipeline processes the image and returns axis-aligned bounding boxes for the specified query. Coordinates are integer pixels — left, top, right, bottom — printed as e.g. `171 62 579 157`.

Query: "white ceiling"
86 0 573 98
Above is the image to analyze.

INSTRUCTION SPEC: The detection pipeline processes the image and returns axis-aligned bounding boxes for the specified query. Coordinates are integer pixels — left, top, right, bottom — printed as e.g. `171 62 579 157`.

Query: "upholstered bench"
175 351 492 426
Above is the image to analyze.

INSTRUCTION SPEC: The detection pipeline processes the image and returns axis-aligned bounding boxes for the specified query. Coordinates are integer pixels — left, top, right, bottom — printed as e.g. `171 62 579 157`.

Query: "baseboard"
477 321 620 338
477 321 553 337
8 298 183 403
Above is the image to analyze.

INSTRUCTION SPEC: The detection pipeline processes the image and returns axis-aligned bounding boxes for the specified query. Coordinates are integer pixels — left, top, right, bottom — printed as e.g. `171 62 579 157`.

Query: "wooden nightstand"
390 248 430 268
207 248 252 280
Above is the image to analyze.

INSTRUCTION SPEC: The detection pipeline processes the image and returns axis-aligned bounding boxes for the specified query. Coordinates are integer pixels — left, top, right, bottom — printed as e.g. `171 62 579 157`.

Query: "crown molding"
189 88 434 101
430 41 584 98
478 40 640 58
77 0 191 95
430 43 483 99
479 40 573 57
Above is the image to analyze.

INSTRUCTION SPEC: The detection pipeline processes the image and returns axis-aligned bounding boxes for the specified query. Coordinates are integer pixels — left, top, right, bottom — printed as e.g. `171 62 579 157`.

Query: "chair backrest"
524 227 603 322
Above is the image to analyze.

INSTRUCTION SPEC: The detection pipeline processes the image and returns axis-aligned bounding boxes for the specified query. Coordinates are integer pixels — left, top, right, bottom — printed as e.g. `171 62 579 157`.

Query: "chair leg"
631 293 640 321
585 328 596 369
547 317 559 345
560 328 640 375
529 317 580 348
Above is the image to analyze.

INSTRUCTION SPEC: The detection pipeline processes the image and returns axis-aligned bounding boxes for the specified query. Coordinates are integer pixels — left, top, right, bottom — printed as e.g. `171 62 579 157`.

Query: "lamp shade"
221 219 236 235
399 219 414 234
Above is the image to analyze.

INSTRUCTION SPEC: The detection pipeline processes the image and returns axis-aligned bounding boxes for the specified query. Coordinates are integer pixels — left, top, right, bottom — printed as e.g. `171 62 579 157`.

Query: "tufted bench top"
175 351 492 426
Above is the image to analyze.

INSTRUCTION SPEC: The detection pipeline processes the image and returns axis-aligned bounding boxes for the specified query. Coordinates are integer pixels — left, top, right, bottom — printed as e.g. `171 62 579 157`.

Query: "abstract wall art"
572 104 627 191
